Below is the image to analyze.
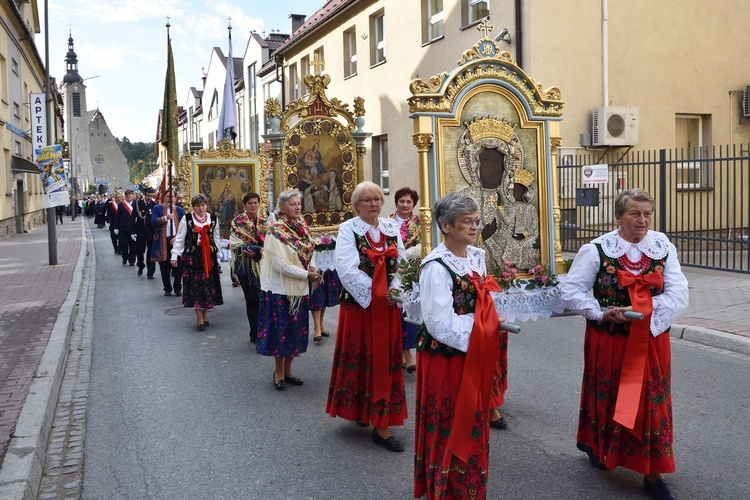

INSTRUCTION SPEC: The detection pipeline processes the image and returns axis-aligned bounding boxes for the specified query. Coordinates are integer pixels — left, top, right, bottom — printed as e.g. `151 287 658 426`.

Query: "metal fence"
558 144 750 273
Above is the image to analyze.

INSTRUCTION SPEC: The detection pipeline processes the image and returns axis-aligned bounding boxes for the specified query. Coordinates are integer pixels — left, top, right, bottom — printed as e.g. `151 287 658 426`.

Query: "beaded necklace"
365 230 387 251
618 252 651 273
193 212 208 224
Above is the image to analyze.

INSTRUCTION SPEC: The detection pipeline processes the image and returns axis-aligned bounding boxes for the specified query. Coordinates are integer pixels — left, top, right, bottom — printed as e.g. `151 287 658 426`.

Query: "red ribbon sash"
122 203 132 215
613 269 663 433
447 273 501 464
194 224 213 278
365 243 399 403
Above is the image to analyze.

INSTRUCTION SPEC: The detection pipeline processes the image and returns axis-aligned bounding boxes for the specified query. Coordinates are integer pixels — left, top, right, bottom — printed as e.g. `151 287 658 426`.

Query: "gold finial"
353 97 365 116
513 169 535 187
310 54 325 75
465 116 516 143
264 98 282 118
477 18 493 39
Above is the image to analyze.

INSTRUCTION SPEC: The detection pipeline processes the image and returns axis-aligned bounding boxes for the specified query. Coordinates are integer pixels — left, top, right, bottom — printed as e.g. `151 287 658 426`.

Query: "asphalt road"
81 227 750 499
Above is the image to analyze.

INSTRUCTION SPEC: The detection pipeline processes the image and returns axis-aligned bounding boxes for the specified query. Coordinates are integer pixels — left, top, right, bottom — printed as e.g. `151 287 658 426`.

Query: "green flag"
160 25 178 181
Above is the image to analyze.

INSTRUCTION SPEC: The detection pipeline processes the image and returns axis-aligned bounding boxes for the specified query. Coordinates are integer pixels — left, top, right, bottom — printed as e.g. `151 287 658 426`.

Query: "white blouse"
170 213 221 261
560 229 689 336
420 243 487 353
335 216 406 309
260 233 316 295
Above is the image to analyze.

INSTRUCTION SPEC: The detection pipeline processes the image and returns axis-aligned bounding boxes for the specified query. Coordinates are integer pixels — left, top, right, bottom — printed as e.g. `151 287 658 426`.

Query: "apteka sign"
30 93 47 161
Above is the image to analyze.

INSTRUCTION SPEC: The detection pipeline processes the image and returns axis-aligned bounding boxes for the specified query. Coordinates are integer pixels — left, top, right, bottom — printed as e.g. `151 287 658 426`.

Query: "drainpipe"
602 0 609 106
514 0 523 68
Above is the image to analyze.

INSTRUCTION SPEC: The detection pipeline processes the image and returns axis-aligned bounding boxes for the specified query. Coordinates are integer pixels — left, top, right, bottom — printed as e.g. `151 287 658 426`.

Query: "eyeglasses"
458 218 482 228
358 197 383 205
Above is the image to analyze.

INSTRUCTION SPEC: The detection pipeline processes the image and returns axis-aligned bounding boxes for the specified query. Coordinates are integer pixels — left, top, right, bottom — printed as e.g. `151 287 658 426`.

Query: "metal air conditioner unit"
743 85 750 118
592 106 639 147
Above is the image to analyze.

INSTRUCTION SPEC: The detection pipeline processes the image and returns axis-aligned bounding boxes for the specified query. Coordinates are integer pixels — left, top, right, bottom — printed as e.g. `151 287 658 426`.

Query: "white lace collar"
348 216 399 237
592 229 670 260
422 243 485 276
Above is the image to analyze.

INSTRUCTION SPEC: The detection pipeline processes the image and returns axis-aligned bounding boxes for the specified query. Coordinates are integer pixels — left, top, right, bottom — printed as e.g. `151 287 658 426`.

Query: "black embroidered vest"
339 229 399 306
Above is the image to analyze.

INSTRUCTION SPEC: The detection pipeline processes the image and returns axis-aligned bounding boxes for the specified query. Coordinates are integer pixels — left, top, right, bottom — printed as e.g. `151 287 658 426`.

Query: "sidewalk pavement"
0 221 748 498
0 217 88 499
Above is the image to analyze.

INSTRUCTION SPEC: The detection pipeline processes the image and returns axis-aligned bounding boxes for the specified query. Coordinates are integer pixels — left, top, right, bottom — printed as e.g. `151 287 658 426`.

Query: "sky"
40 0 322 143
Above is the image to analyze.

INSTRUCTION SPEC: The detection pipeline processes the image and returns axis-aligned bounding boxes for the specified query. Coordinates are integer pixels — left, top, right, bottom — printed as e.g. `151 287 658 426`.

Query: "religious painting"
282 116 357 231
179 139 270 239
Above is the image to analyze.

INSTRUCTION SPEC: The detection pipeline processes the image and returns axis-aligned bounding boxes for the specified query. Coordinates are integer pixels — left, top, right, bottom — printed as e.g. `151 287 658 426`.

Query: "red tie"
613 269 663 434
447 273 502 464
365 243 399 403
194 225 213 278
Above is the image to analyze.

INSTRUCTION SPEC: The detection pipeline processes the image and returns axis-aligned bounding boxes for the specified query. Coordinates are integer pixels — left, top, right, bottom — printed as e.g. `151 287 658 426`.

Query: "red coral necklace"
366 231 387 251
618 252 651 273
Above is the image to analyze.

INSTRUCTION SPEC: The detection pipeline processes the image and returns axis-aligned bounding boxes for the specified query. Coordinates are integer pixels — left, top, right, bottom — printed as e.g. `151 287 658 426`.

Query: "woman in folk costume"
326 181 408 452
170 194 223 331
414 192 505 499
257 190 321 391
561 189 688 500
230 192 268 344
308 236 341 343
388 186 421 375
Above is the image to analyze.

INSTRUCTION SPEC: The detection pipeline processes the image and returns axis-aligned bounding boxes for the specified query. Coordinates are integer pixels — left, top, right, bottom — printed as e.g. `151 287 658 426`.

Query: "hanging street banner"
30 93 47 162
36 144 70 208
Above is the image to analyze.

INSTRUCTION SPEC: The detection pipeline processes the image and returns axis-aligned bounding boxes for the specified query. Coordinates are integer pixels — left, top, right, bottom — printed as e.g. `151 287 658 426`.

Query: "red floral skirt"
326 302 407 428
578 323 675 474
414 350 490 499
489 330 508 408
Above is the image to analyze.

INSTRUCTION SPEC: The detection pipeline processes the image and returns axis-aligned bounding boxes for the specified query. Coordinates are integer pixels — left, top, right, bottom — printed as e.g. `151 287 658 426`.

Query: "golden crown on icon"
465 116 516 143
513 168 535 187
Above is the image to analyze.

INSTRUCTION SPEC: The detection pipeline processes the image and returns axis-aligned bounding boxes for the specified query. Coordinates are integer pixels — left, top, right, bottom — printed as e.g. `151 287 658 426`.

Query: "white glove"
114 229 119 235
131 234 137 241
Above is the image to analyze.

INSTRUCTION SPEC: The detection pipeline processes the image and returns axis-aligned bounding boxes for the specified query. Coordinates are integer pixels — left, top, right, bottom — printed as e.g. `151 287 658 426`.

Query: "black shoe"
321 331 330 337
274 375 285 391
405 364 417 375
284 375 304 386
137 269 144 276
643 477 677 500
129 262 135 266
122 261 127 265
203 320 209 327
197 323 205 332
489 416 507 430
355 418 369 427
164 291 172 296
371 429 404 452
147 275 155 279
313 335 323 342
174 291 182 296
249 335 257 344
576 442 608 470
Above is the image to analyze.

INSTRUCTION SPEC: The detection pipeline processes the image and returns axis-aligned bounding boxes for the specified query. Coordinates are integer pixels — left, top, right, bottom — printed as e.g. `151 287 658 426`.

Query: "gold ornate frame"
408 20 566 272
178 139 270 236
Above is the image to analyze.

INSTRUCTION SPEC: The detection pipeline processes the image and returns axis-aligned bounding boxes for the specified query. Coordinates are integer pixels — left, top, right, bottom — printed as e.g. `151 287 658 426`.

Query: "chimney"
289 14 306 34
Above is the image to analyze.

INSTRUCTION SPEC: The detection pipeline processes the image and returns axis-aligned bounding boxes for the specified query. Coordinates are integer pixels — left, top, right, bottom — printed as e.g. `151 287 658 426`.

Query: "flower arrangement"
494 261 558 291
397 257 421 295
314 234 336 251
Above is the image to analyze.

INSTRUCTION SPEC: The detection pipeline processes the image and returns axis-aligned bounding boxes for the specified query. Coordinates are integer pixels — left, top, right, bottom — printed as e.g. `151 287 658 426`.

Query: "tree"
116 137 158 186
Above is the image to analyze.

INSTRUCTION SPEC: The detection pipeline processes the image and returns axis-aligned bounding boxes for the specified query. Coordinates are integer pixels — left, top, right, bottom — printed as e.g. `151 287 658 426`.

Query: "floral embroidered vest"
339 230 399 305
415 259 476 358
589 243 666 336
185 215 218 255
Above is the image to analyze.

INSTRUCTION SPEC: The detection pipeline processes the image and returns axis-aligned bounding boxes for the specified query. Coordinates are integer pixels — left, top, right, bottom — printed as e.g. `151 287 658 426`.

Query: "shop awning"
10 155 39 174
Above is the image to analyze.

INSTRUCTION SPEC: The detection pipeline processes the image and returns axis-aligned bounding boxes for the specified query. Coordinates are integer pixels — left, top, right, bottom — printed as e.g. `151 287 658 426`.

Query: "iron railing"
558 144 750 273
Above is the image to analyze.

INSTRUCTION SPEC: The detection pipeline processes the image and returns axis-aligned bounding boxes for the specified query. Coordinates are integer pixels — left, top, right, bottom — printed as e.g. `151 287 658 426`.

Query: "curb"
671 323 750 357
0 223 90 500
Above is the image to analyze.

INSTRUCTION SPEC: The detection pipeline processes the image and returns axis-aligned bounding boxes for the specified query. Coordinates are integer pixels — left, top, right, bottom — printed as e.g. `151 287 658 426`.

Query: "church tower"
61 33 130 194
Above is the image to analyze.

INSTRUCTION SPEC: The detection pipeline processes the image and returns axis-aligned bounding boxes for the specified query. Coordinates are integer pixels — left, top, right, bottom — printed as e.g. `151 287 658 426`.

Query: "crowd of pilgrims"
92 182 685 500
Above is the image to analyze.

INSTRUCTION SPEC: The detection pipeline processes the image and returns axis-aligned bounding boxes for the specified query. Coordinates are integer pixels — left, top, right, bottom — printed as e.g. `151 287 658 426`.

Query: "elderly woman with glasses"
326 181 408 452
413 192 505 499
258 190 321 391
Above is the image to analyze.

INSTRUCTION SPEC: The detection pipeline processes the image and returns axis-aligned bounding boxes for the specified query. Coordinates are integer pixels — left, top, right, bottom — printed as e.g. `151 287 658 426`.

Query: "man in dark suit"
133 191 157 277
151 189 185 295
114 189 137 266
104 193 122 255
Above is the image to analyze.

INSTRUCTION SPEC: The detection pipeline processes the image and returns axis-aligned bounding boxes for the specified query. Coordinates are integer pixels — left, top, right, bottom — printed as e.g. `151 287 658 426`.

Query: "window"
289 63 299 101
344 28 357 78
675 114 711 189
463 0 489 26
313 47 325 76
13 102 20 118
300 56 310 96
372 135 389 194
0 55 7 101
248 63 256 101
371 11 386 66
15 140 22 155
11 58 19 75
94 154 104 164
424 0 444 43
208 90 218 120
208 131 215 149
72 93 81 117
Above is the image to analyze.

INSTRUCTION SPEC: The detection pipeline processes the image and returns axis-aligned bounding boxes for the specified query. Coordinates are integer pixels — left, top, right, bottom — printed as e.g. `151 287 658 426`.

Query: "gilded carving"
412 133 434 152
353 96 365 116
264 98 282 118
